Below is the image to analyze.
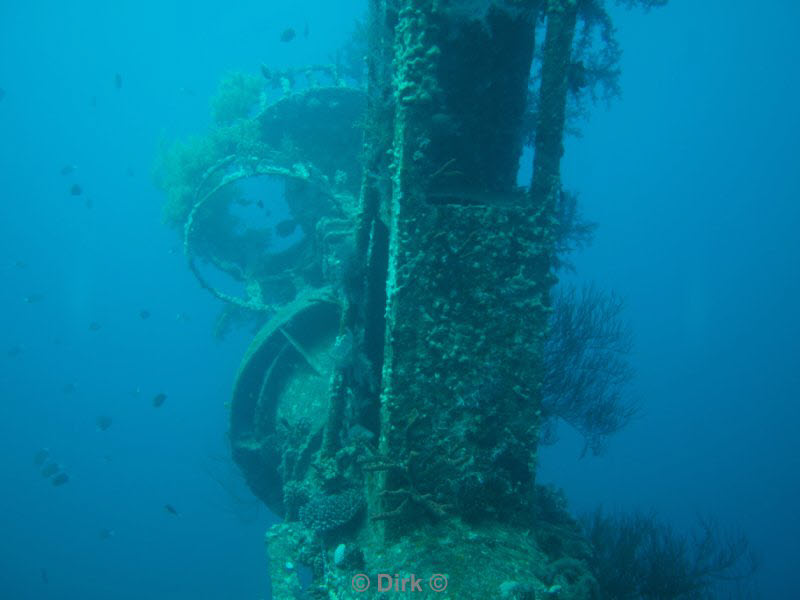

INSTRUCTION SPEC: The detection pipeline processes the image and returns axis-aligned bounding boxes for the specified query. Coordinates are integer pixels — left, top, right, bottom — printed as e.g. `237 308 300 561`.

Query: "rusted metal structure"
157 1 659 597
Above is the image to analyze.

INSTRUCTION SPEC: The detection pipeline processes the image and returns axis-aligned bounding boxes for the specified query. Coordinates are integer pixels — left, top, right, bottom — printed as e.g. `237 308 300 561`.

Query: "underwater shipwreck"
155 0 757 598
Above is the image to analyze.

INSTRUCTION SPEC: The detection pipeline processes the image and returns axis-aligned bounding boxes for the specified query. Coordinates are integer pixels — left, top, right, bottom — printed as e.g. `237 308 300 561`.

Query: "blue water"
1 1 797 598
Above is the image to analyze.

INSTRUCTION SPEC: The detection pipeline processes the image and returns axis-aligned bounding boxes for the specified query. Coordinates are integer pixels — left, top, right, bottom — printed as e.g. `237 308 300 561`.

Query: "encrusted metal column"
344 1 597 596
233 2 601 597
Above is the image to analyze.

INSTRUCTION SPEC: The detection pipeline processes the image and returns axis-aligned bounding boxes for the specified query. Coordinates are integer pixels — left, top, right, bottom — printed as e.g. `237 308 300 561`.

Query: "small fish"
41 568 48 584
24 293 44 304
34 448 50 466
260 64 271 80
98 528 115 540
280 28 296 42
60 164 77 176
2 259 27 270
62 382 77 394
84 197 93 209
70 183 82 196
51 473 70 486
256 199 264 209
175 312 189 322
164 504 179 516
7 344 22 358
96 415 113 431
275 219 298 238
114 73 122 90
303 21 309 39
88 322 102 331
41 462 60 478
139 309 151 319
152 392 167 408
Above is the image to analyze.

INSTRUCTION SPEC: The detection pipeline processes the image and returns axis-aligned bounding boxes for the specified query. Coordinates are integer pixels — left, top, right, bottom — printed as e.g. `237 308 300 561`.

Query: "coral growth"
153 118 263 228
583 509 758 599
542 283 637 455
211 72 263 126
